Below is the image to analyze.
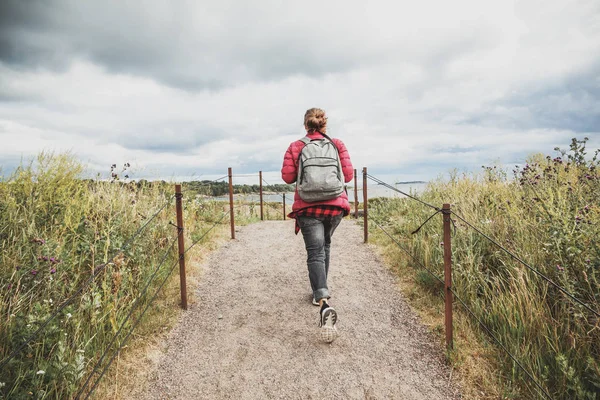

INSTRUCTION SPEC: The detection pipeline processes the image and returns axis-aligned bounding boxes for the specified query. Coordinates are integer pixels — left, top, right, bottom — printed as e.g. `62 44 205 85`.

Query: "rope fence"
1 167 277 399
362 171 599 399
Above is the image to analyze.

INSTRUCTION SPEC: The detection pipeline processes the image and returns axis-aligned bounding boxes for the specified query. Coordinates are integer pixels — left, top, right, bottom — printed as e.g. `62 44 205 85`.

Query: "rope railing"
360 172 600 399
0 194 175 370
2 168 292 398
367 212 552 399
365 173 599 318
77 191 242 398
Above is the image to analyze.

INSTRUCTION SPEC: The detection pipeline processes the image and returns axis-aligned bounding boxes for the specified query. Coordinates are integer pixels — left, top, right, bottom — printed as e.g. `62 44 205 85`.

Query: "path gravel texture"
141 219 461 400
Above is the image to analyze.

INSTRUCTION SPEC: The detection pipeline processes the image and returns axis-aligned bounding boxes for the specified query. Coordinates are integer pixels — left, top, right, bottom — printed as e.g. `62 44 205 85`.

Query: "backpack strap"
319 132 339 153
299 132 340 157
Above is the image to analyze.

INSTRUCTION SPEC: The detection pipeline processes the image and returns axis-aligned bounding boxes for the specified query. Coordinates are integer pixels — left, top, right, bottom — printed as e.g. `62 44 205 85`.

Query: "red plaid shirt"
288 205 346 234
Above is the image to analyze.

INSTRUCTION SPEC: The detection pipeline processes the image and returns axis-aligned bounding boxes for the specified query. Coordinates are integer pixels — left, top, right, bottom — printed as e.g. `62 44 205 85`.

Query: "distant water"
210 182 428 206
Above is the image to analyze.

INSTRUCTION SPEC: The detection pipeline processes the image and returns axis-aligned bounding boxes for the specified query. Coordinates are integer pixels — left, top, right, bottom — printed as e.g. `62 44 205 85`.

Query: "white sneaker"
319 305 338 343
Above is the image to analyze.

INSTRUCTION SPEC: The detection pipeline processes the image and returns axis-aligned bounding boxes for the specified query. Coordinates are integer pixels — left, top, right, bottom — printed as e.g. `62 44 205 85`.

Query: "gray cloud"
463 63 600 133
0 0 378 90
116 122 229 153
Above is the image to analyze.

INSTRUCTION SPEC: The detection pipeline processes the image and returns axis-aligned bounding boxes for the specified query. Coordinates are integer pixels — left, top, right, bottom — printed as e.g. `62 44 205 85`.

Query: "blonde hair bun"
304 108 327 133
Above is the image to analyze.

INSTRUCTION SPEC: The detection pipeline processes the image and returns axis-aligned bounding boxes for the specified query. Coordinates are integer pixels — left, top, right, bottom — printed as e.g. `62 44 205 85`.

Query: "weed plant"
368 138 599 399
0 153 262 399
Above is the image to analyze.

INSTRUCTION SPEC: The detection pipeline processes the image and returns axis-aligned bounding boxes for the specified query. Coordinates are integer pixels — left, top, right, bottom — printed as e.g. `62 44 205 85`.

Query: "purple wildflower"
440 242 444 247
15 266 21 271
31 270 38 275
7 283 12 290
556 264 564 272
50 268 56 274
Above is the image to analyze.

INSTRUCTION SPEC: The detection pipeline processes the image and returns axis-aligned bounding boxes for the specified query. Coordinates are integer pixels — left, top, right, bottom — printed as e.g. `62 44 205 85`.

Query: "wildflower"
66 313 72 319
585 259 591 264
15 266 21 270
7 284 12 290
31 270 38 275
50 267 56 274
0 382 5 388
556 264 564 271
440 242 444 247
36 370 45 375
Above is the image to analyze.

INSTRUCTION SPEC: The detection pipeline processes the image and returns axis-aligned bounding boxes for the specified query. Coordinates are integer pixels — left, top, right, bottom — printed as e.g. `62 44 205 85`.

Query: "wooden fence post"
259 171 264 221
354 168 358 218
228 167 235 240
443 203 453 350
175 184 187 310
363 167 368 243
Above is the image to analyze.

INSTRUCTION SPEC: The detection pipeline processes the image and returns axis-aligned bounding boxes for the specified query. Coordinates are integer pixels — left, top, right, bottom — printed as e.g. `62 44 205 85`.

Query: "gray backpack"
296 134 344 202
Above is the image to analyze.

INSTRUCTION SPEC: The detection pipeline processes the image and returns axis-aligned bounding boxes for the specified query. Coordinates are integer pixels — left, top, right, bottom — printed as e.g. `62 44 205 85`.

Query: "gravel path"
140 219 461 400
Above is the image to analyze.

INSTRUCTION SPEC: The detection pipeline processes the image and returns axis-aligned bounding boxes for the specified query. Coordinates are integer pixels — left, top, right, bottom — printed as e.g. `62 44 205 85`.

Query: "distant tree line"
80 178 294 197
183 180 295 197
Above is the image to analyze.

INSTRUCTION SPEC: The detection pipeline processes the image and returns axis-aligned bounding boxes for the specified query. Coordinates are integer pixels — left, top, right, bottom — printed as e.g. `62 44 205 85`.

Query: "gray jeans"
297 214 344 302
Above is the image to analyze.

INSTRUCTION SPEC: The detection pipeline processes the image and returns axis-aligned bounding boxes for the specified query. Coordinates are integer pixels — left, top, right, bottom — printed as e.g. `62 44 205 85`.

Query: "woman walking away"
281 107 354 342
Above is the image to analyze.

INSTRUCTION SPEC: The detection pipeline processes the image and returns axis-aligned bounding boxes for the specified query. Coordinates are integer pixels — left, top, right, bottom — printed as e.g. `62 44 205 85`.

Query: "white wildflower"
0 382 5 388
66 313 72 319
36 370 45 375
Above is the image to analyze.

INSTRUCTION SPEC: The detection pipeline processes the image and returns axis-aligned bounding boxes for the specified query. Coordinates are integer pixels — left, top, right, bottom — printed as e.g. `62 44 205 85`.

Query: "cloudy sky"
0 0 599 184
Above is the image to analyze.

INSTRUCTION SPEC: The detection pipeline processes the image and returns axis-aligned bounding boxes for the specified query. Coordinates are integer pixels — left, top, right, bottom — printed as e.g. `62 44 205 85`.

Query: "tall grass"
0 153 275 399
369 138 599 399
